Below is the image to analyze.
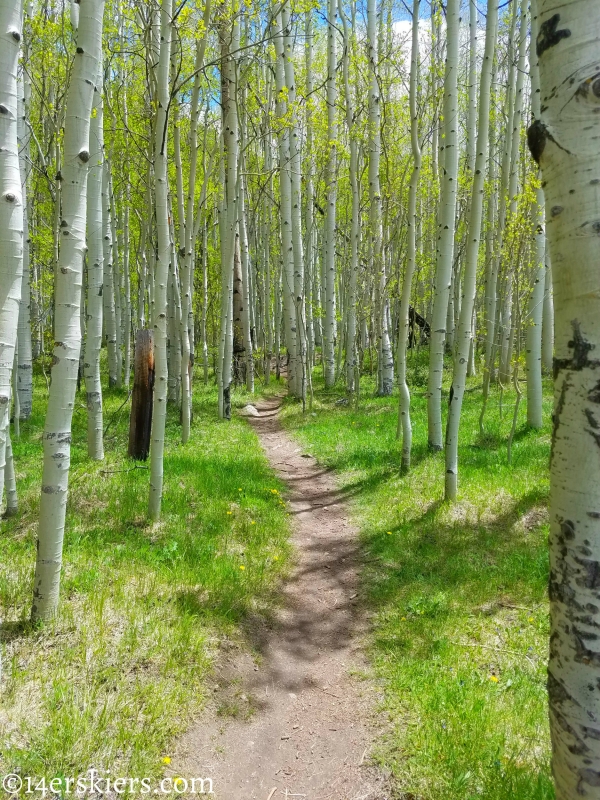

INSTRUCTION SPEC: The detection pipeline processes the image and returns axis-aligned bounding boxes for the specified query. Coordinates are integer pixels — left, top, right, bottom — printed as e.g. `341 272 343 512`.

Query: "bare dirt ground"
174 397 389 800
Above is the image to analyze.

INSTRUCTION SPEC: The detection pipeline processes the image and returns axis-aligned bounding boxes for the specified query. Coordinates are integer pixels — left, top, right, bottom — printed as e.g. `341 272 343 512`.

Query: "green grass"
0 367 291 784
281 351 554 800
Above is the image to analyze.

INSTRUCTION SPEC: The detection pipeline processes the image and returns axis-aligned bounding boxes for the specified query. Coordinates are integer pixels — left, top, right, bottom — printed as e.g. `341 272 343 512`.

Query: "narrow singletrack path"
174 398 386 800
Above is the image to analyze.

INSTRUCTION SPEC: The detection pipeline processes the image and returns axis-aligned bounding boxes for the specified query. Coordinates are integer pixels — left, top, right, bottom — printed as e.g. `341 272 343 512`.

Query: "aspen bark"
0 0 23 508
273 9 297 395
426 0 459 449
83 70 104 460
148 0 172 520
323 0 337 388
396 0 421 471
339 0 359 394
16 43 32 420
32 0 104 621
525 0 545 430
533 1 600 794
444 0 497 499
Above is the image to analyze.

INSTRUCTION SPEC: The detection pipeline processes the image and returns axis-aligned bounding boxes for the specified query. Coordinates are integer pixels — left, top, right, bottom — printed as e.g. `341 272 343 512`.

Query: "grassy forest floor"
0 349 554 800
281 350 554 800
0 368 292 784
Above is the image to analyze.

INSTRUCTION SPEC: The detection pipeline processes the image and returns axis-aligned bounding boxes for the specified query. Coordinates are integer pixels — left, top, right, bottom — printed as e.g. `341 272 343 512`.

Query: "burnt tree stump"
128 329 155 461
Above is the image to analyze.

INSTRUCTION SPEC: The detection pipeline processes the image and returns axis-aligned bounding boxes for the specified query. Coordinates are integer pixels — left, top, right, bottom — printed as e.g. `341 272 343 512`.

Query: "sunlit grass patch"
0 367 291 782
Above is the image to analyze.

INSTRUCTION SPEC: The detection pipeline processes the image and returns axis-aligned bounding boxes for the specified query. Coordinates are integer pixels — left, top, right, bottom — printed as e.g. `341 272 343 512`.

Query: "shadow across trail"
173 397 387 800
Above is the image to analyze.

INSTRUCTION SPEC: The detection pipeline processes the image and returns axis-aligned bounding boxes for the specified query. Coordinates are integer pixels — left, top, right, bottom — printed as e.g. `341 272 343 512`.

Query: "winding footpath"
174 398 387 800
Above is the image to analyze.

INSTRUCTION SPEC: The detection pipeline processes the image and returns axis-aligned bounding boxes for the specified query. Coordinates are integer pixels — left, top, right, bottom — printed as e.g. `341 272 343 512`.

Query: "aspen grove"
0 0 597 794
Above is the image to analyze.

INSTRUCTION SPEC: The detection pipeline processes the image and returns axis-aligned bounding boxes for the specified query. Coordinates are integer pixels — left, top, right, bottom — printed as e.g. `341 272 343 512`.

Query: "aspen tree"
339 0 359 394
396 0 421 471
322 0 337 388
533 0 600 792
16 17 32 420
180 10 210 441
304 11 315 375
102 160 118 386
282 2 306 400
367 0 393 396
444 0 498 500
32 0 105 621
148 0 172 520
426 0 459 449
480 1 519 431
83 70 104 461
273 8 297 395
498 0 528 385
217 4 238 419
542 261 554 371
0 0 23 508
525 0 545 429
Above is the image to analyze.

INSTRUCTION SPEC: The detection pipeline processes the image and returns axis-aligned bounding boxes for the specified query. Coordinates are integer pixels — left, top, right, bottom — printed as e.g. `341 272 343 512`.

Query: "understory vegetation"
282 351 553 800
0 368 291 782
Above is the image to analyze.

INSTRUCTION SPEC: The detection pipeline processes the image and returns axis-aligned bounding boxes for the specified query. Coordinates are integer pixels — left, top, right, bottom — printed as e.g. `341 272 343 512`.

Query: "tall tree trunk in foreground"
148 0 172 520
32 0 104 621
444 0 497 500
426 0 459 449
0 1 24 506
533 2 600 795
396 0 421 471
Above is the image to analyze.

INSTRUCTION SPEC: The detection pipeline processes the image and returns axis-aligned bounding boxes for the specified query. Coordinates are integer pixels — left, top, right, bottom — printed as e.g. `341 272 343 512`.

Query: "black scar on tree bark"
536 14 571 57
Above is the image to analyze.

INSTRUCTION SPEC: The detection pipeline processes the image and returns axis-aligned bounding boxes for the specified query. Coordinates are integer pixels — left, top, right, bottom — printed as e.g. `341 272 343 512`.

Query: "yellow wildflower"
489 675 499 683
240 565 246 571
162 757 171 765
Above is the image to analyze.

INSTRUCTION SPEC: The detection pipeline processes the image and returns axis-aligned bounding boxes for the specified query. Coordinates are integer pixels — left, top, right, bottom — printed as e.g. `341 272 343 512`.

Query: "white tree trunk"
525 0 545 430
84 68 104 460
102 160 118 386
32 0 104 621
217 9 238 420
273 9 297 396
534 1 600 794
16 38 32 420
282 2 306 400
339 0 359 394
542 259 554 371
148 0 172 520
0 0 23 509
323 0 337 388
426 0 459 449
396 0 421 471
499 0 528 384
444 0 497 499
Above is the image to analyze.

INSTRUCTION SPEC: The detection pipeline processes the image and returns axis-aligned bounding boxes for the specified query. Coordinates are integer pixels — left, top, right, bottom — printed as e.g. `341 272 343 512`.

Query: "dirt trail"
174 398 387 800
